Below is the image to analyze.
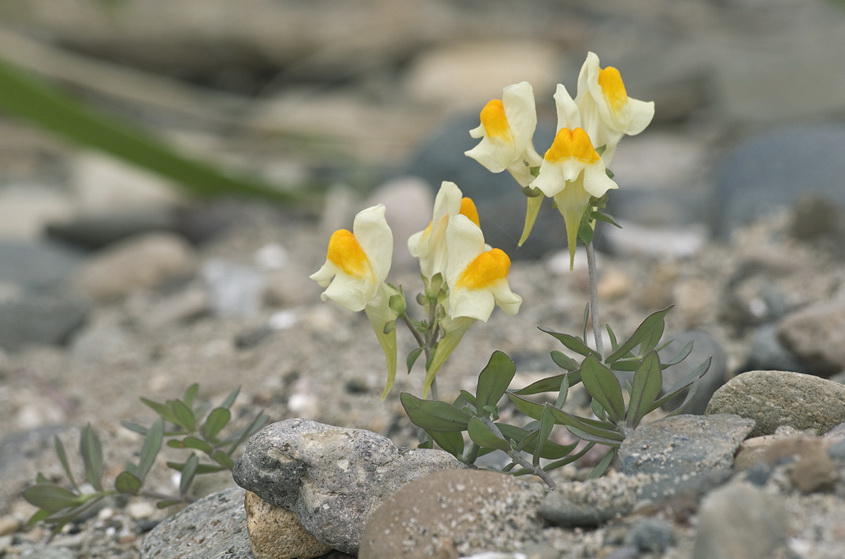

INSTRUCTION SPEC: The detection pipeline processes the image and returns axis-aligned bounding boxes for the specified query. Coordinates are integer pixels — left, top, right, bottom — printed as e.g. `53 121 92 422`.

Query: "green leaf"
467 418 511 452
114 471 142 495
201 408 231 442
166 461 226 475
540 328 601 360
0 57 303 204
53 435 79 492
400 392 472 433
475 351 516 412
211 451 235 470
506 392 545 420
533 405 556 466
606 324 619 351
544 406 625 445
588 448 617 478
428 430 465 457
170 400 196 431
658 357 712 414
663 340 695 367
513 372 581 395
580 356 626 423
456 390 478 409
137 417 164 482
406 347 424 373
120 420 148 436
543 441 596 471
140 397 180 425
550 350 580 372
605 307 672 364
171 436 214 454
626 351 663 428
181 384 200 409
79 424 104 491
179 454 199 497
22 484 83 513
156 499 184 509
224 411 269 453
219 386 241 410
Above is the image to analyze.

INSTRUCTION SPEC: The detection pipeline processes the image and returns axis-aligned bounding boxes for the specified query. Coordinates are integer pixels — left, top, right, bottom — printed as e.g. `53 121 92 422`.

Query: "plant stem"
480 417 556 489
399 311 439 400
586 241 604 357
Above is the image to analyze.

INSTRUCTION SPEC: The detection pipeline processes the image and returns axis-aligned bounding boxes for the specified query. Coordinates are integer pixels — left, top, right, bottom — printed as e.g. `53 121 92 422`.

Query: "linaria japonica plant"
311 51 710 488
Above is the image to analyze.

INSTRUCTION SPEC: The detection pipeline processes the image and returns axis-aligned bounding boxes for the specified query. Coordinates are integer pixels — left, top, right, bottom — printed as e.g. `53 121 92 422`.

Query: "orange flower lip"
327 229 370 277
457 248 511 290
597 66 628 112
479 99 513 141
544 128 600 163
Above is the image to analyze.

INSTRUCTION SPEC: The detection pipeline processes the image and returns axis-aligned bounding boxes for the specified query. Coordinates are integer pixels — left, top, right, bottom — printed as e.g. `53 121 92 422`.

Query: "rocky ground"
1 1 845 558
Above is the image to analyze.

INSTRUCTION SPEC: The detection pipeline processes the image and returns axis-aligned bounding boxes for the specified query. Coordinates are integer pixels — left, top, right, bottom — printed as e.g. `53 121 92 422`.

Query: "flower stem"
586 241 604 357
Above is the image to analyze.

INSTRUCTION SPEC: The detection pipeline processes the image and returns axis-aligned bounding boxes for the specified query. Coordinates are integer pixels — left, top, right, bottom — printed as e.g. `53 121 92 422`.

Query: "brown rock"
245 491 332 559
777 301 845 377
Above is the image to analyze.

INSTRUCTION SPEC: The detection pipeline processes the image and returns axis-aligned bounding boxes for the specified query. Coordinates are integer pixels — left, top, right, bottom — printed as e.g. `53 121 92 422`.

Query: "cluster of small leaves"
23 384 269 532
402 307 710 487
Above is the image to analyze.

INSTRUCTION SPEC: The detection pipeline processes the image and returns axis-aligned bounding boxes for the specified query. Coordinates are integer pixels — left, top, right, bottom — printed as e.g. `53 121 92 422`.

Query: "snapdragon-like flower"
464 81 542 187
423 214 522 396
310 204 401 398
531 117 618 268
408 181 482 281
575 52 655 164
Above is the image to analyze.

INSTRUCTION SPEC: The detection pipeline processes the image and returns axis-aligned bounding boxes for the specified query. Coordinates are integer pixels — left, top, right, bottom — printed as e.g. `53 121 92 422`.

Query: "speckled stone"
705 370 845 437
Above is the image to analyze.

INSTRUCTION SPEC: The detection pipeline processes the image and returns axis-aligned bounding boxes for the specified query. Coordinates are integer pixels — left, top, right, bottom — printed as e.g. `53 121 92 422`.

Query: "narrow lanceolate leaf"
513 372 580 396
54 435 79 492
506 392 545 421
467 418 511 452
588 448 618 478
178 454 199 497
658 356 713 415
0 57 303 203
533 405 556 466
140 397 179 425
550 350 580 372
605 307 672 364
224 411 270 453
428 430 465 457
475 351 516 412
120 420 148 436
626 351 663 428
201 408 231 442
114 471 142 495
79 424 104 491
545 406 625 445
539 328 601 360
138 417 164 482
400 393 471 433
406 347 424 373
22 484 83 513
219 386 241 410
182 384 200 409
580 356 626 423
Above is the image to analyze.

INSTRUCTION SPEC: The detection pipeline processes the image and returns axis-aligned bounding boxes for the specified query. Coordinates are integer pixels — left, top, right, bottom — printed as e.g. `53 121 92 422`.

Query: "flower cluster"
311 182 521 398
465 52 654 267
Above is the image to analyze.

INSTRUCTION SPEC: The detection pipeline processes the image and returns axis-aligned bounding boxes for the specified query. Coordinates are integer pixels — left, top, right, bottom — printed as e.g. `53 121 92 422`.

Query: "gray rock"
359 469 545 559
692 482 789 559
139 486 252 559
618 414 754 495
0 292 88 351
745 324 810 375
705 370 845 437
659 330 728 414
623 517 676 554
232 419 465 554
0 240 85 292
45 207 180 250
776 301 845 377
713 124 845 238
202 259 265 317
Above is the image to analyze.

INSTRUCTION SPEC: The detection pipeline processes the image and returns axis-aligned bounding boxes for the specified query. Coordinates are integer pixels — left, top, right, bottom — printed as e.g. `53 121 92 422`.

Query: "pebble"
359 469 544 559
0 291 88 352
705 370 845 437
692 482 789 559
622 517 676 554
244 490 331 559
539 472 647 528
74 232 198 302
232 418 466 554
776 300 845 377
201 258 265 317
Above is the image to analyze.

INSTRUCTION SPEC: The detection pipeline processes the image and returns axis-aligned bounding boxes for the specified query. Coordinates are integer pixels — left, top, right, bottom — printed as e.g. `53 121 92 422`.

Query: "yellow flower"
575 52 655 164
408 181 482 281
310 204 400 398
464 81 542 187
531 125 617 268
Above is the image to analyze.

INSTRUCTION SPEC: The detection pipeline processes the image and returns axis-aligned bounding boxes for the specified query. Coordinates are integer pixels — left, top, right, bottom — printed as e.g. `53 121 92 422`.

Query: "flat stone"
232 419 465 554
705 370 845 437
139 486 251 559
359 469 545 559
539 472 649 528
618 414 754 481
